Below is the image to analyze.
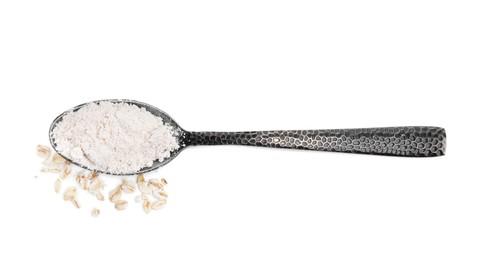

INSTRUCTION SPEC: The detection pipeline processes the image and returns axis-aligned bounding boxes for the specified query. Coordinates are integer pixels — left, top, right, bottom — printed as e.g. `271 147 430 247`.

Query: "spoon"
49 99 447 175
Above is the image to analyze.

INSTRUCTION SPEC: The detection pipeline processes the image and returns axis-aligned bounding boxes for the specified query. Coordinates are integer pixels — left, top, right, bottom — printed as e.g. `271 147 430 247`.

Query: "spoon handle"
185 126 446 157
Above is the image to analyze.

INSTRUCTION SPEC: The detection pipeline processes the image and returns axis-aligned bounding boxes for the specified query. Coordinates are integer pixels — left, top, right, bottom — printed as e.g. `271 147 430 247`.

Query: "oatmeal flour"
51 101 179 174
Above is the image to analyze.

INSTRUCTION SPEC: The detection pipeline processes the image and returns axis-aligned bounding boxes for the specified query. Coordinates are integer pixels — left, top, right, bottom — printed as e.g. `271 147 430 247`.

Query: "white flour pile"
51 101 179 174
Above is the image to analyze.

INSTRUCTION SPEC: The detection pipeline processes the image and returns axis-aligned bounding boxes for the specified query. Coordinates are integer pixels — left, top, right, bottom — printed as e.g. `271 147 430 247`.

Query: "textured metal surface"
185 127 446 157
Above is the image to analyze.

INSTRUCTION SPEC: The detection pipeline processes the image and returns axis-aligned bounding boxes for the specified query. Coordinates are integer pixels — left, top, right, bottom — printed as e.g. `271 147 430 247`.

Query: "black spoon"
49 99 446 175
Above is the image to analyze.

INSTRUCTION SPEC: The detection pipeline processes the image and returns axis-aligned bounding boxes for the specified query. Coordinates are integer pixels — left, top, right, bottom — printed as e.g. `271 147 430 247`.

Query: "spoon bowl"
49 99 188 175
50 99 447 175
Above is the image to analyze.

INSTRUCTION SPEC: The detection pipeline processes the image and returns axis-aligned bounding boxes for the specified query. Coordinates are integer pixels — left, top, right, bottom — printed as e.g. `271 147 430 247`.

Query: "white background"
0 1 478 259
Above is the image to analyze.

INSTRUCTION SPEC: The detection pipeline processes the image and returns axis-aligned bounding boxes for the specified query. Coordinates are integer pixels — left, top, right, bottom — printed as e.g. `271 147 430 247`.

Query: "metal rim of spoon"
49 99 447 176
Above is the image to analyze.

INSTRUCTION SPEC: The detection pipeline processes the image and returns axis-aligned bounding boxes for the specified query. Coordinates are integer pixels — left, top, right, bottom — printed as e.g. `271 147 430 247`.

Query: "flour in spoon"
51 101 179 174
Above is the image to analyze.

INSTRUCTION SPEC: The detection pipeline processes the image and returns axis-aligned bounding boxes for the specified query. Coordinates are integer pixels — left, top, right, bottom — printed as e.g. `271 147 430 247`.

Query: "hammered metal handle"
185 126 446 157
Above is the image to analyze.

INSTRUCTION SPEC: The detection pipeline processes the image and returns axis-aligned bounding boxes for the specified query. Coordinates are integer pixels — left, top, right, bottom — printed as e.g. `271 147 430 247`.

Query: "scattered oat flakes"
142 199 151 214
121 179 135 193
94 191 105 201
76 172 85 184
160 178 168 186
87 171 99 181
153 191 167 200
109 186 122 203
38 145 169 215
51 153 67 165
54 179 61 193
137 174 145 184
63 187 77 201
41 166 62 173
114 200 128 211
148 179 162 191
91 208 100 217
80 176 89 190
71 199 81 209
88 179 103 192
152 200 166 210
36 145 51 159
148 178 160 185
158 190 168 198
59 164 71 180
138 182 152 195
